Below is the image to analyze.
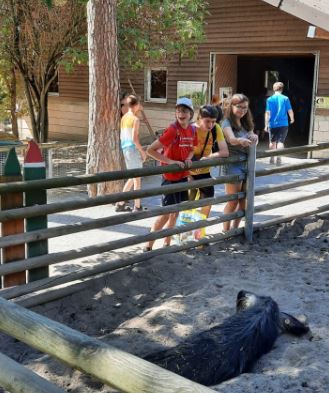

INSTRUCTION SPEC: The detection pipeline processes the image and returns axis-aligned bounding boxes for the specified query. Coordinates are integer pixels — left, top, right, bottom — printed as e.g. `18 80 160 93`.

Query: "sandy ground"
0 214 328 392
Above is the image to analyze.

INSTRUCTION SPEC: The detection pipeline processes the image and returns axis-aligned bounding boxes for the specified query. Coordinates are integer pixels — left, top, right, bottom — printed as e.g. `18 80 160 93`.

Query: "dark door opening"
237 55 315 147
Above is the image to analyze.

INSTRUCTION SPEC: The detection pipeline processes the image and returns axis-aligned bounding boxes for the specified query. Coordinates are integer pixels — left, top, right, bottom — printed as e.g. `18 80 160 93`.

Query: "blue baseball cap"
176 97 194 115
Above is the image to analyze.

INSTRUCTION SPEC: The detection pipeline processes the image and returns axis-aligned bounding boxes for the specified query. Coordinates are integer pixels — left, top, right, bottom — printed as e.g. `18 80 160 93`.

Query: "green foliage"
41 0 207 70
117 0 207 70
0 0 87 141
0 60 11 121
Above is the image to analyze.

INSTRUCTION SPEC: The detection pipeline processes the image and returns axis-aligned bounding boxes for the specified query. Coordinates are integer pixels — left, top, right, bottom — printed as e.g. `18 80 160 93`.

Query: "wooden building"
47 0 329 155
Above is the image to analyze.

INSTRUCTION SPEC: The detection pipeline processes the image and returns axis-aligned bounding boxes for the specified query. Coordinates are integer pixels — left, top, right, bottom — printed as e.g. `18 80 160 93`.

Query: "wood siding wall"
214 55 238 96
53 0 329 141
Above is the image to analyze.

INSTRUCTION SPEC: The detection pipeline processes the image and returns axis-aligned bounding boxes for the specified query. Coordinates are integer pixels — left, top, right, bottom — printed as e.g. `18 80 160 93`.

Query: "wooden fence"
0 141 328 392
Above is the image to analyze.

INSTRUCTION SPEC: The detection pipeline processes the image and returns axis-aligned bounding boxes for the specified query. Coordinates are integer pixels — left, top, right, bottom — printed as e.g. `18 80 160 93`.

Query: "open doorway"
237 55 315 147
211 53 316 147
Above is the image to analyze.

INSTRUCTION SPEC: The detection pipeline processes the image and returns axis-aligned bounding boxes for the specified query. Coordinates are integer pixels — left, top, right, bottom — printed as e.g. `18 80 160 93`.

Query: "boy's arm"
264 111 270 132
210 126 229 158
132 118 146 161
288 109 294 124
146 140 185 168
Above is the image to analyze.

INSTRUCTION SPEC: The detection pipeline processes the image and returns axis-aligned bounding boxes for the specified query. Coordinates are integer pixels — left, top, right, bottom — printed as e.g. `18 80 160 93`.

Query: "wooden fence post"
24 140 49 282
0 297 215 393
0 351 66 393
0 148 26 288
244 143 256 242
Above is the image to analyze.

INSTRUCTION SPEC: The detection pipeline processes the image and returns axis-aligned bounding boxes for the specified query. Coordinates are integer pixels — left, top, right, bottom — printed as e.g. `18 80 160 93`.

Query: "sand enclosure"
0 214 328 393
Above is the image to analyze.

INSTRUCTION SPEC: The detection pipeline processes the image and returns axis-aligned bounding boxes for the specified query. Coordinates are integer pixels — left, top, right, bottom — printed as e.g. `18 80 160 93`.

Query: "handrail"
0 155 243 194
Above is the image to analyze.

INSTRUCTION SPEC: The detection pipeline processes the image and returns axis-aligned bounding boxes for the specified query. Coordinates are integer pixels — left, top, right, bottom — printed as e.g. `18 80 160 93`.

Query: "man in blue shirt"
265 82 294 165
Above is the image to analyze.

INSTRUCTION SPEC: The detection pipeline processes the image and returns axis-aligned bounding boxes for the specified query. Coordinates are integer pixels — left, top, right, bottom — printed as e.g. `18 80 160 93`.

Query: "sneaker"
269 157 275 165
142 246 152 252
276 157 282 166
115 203 131 212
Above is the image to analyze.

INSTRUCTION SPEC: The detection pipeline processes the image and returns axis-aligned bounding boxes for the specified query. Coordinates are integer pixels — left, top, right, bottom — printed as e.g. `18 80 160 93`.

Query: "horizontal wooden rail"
0 351 65 393
0 298 215 393
0 210 244 277
0 141 86 153
255 173 329 196
3 228 244 305
255 188 329 213
254 204 329 231
0 192 245 248
0 155 243 194
256 142 329 158
256 158 329 177
0 174 245 222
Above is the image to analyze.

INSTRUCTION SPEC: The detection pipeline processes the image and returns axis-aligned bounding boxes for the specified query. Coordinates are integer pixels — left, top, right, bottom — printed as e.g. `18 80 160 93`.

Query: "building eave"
262 0 329 32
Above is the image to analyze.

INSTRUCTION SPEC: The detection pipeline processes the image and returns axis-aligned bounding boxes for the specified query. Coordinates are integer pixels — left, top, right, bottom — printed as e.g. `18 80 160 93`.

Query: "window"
264 70 279 89
145 68 167 103
177 81 208 107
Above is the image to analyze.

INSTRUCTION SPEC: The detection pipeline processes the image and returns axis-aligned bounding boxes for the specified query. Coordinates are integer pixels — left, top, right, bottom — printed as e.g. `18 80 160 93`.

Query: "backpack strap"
199 131 211 159
211 124 219 153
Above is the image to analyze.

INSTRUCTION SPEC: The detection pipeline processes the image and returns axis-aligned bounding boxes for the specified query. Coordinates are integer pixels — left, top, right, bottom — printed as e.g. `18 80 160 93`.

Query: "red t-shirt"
159 122 198 181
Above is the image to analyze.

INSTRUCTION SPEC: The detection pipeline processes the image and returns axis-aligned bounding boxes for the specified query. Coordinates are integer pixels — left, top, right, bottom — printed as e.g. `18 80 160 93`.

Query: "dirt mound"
0 214 328 392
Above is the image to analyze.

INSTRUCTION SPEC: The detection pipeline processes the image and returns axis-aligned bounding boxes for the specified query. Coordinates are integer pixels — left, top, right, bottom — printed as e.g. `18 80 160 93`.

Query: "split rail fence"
0 141 328 392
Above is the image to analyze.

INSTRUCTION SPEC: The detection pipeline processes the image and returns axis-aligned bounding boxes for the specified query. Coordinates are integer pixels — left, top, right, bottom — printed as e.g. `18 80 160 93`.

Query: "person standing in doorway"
264 82 294 165
116 95 146 212
221 94 258 232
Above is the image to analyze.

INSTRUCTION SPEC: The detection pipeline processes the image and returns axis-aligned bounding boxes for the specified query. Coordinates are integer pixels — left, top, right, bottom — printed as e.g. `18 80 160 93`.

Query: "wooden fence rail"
0 297 215 393
0 142 328 285
0 351 65 393
0 173 245 222
0 155 243 194
0 192 245 248
0 141 328 392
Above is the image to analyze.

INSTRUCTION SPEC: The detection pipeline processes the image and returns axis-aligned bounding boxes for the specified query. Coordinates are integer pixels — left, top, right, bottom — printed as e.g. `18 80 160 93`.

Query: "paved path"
47 155 329 275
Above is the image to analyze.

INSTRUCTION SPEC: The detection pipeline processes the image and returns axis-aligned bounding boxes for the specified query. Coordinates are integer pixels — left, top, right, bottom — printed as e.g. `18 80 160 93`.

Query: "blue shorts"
270 126 288 144
161 178 188 206
220 161 247 184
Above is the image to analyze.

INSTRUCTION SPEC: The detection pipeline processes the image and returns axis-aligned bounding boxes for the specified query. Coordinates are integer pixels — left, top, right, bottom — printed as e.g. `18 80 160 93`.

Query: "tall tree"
86 0 206 195
0 0 86 142
86 0 122 197
0 60 18 137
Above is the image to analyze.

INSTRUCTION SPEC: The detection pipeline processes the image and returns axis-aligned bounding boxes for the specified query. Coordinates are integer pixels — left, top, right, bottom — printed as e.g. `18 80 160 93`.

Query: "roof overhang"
262 0 329 32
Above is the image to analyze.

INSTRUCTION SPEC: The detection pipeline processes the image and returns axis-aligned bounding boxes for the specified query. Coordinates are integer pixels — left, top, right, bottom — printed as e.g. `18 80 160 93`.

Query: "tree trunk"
23 77 39 142
9 67 19 138
39 91 49 143
86 0 123 197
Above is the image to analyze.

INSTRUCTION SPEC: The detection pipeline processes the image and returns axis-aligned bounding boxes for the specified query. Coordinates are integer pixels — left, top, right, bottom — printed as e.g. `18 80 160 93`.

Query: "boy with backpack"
143 97 197 251
189 105 229 218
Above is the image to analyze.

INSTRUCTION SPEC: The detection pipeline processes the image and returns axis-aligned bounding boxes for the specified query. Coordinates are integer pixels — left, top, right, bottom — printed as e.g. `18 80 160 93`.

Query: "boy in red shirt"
144 97 197 251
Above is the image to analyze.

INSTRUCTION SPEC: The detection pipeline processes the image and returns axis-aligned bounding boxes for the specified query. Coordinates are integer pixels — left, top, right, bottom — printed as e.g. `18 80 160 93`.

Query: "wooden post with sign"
1 148 26 287
24 140 49 282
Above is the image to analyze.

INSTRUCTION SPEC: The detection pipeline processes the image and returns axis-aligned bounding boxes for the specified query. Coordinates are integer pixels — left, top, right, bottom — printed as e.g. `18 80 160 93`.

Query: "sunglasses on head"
233 104 248 111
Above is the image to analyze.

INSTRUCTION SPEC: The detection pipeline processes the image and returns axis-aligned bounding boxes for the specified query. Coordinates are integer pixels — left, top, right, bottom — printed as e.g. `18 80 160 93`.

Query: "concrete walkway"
47 154 329 275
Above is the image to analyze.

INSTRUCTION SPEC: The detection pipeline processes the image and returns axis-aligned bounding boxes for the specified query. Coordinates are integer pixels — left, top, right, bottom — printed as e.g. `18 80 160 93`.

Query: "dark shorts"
161 178 188 206
190 172 214 199
270 126 288 144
